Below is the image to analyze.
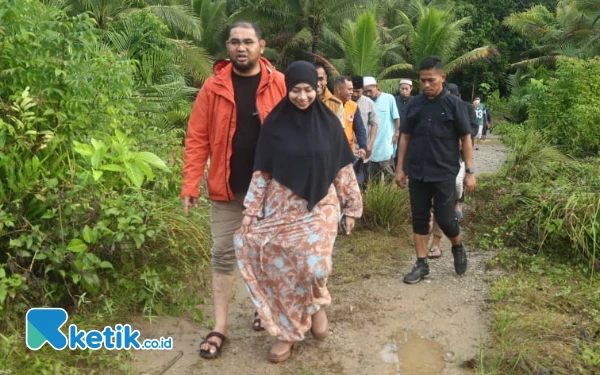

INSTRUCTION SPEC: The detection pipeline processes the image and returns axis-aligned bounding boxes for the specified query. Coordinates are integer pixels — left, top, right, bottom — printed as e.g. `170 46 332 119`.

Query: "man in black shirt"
229 72 262 193
395 56 476 284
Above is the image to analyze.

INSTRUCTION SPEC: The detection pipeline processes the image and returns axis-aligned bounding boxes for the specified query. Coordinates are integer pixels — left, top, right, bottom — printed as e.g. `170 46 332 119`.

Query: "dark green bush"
526 57 600 157
0 0 209 321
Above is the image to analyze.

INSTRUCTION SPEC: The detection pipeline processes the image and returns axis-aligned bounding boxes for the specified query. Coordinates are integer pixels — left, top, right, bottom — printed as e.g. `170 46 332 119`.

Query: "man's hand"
367 142 374 159
344 216 356 235
395 170 408 188
464 173 476 193
357 148 367 160
182 196 198 215
392 132 399 145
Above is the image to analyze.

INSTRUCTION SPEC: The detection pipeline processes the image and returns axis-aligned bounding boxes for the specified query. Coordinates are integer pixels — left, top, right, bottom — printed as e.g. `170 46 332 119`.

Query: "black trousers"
408 179 460 237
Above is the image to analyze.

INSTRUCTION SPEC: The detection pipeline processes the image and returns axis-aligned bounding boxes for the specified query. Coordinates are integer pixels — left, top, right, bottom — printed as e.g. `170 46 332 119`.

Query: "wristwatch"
466 168 475 174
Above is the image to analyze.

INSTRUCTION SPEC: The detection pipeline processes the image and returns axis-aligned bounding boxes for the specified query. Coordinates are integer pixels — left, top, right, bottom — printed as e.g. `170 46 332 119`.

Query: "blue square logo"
26 308 68 350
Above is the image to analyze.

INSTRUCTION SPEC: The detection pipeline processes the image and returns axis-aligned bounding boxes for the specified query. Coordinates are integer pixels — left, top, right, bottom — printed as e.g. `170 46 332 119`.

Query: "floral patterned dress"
234 163 362 342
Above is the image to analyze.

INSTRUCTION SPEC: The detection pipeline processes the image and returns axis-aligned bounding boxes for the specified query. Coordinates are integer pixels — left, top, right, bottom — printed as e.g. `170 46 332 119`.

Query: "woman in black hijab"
234 61 363 363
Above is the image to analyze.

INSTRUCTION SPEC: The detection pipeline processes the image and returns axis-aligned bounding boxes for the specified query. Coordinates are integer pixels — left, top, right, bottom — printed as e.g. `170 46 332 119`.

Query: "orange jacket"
342 100 358 152
181 57 286 201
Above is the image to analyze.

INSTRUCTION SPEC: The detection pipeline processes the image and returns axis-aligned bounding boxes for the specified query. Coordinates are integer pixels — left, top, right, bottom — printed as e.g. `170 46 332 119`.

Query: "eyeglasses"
226 39 258 48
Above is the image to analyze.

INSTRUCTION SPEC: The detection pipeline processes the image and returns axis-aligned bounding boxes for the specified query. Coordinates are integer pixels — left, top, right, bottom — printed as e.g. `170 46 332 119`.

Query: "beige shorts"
210 195 245 275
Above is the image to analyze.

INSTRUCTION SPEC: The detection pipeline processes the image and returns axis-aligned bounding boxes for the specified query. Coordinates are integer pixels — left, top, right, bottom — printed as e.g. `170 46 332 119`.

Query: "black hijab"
253 61 354 211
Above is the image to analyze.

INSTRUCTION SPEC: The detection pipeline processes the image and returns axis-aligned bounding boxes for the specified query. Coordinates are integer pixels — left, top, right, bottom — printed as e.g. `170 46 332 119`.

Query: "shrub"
470 128 600 270
526 57 600 157
0 0 209 321
362 178 410 232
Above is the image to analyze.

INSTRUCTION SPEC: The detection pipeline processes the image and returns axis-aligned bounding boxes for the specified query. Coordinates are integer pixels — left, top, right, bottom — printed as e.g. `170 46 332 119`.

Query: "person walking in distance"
395 56 476 284
180 21 286 359
473 97 488 149
362 76 400 180
394 79 414 166
314 62 345 125
351 76 378 155
332 76 367 159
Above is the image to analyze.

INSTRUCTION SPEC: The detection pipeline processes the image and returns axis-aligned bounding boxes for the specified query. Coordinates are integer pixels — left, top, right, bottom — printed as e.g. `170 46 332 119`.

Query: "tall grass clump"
471 124 600 271
496 123 567 181
362 177 410 232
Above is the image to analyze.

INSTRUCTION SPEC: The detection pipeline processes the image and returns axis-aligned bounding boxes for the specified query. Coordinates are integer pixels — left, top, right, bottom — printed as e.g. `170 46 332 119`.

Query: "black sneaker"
451 243 468 275
403 261 430 284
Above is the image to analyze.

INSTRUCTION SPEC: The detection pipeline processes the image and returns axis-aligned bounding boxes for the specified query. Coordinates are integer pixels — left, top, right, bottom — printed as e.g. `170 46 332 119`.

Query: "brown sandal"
428 247 442 259
252 311 265 331
268 340 298 363
199 331 226 359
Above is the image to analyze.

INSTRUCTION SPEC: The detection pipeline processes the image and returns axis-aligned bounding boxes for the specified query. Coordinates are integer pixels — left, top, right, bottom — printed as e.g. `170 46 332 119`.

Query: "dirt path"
133 135 507 375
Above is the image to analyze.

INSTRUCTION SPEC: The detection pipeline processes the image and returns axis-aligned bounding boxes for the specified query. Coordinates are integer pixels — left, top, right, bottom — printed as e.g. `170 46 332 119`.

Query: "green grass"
466 126 600 374
330 228 410 286
478 250 600 375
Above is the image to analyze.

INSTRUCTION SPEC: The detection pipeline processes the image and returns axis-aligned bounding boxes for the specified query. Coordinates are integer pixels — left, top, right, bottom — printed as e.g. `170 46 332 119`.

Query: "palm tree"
504 0 600 67
389 0 496 76
318 1 495 93
229 0 370 61
69 0 202 39
317 11 409 78
192 0 228 57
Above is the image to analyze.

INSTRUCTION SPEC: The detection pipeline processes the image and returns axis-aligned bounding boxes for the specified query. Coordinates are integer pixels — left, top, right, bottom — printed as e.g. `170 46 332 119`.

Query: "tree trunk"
311 26 320 60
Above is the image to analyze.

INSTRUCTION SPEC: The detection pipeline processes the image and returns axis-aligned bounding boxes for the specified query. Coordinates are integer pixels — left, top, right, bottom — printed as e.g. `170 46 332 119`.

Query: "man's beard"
232 58 257 72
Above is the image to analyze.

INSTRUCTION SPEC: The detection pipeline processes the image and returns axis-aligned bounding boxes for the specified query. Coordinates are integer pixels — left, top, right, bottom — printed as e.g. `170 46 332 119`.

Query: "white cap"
363 76 377 86
400 79 412 86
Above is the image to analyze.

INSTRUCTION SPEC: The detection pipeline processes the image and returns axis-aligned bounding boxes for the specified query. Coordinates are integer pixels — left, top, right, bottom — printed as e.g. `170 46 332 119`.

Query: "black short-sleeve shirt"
401 91 471 182
229 71 262 194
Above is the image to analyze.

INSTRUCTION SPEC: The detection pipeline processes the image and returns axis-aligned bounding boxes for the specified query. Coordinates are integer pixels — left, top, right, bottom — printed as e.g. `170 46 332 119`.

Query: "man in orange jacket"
181 21 286 359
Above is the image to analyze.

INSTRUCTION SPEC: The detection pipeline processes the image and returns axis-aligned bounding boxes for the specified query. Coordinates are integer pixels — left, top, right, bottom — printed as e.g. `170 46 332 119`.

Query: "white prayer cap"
399 79 413 86
363 76 377 86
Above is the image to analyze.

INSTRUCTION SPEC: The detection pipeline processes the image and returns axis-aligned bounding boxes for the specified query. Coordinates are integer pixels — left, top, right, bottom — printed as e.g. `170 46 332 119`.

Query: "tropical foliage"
2 0 600 373
0 0 209 325
505 0 600 67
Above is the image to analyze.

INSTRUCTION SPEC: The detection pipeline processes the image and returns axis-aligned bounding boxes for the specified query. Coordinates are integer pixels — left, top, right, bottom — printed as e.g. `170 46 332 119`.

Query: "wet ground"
133 135 507 375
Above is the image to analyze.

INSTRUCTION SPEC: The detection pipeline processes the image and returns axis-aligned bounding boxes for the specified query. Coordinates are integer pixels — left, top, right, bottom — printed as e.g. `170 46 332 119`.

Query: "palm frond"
445 46 498 73
76 0 134 28
509 55 557 69
228 0 294 27
378 63 415 78
275 28 312 63
503 5 555 38
339 11 381 75
148 5 202 41
169 39 213 82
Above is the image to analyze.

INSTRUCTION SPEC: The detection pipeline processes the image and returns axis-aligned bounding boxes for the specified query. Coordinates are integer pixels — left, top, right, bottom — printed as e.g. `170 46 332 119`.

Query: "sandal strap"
205 331 227 343
200 340 220 351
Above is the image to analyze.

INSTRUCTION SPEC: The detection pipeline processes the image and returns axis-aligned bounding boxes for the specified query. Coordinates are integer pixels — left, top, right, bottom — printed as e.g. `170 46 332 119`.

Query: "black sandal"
199 331 226 359
252 311 265 331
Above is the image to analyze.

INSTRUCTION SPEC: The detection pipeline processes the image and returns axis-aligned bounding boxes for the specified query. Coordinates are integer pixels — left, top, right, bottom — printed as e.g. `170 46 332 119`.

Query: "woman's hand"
242 215 258 228
344 216 356 235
